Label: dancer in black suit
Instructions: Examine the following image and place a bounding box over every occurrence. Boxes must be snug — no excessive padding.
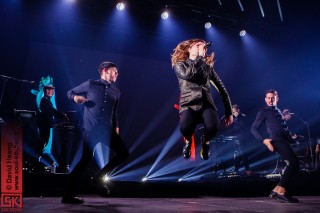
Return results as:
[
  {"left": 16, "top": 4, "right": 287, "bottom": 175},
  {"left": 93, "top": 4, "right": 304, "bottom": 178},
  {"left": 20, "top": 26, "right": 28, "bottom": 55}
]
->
[{"left": 251, "top": 89, "right": 299, "bottom": 203}]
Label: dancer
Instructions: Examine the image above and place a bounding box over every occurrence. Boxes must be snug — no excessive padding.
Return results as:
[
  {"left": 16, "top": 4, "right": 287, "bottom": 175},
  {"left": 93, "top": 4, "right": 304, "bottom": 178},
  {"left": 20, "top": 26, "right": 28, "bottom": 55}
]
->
[
  {"left": 61, "top": 61, "right": 129, "bottom": 204},
  {"left": 251, "top": 89, "right": 299, "bottom": 203}
]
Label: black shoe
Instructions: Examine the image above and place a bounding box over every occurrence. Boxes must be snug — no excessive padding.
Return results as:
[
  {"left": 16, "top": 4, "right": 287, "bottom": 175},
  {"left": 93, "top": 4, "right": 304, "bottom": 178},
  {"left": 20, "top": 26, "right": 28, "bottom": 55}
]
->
[
  {"left": 273, "top": 192, "right": 299, "bottom": 203},
  {"left": 269, "top": 190, "right": 276, "bottom": 198},
  {"left": 183, "top": 141, "right": 191, "bottom": 159},
  {"left": 200, "top": 142, "right": 210, "bottom": 160},
  {"left": 61, "top": 195, "right": 84, "bottom": 204}
]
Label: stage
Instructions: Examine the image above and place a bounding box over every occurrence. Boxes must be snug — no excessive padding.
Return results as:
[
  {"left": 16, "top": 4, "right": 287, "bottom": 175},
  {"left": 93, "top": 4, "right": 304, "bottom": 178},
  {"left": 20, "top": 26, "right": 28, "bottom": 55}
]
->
[
  {"left": 20, "top": 195, "right": 320, "bottom": 213},
  {"left": 23, "top": 170, "right": 320, "bottom": 197}
]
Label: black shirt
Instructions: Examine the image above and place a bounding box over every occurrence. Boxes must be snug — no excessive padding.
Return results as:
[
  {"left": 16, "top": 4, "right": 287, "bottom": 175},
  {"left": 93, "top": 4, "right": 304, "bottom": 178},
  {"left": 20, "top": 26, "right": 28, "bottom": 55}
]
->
[
  {"left": 251, "top": 106, "right": 294, "bottom": 143},
  {"left": 67, "top": 79, "right": 120, "bottom": 131}
]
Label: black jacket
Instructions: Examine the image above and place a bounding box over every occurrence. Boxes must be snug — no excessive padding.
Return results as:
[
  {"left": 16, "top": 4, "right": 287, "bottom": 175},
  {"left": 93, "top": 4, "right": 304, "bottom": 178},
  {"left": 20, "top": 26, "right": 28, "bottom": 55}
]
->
[
  {"left": 174, "top": 56, "right": 232, "bottom": 116},
  {"left": 251, "top": 106, "right": 295, "bottom": 143},
  {"left": 38, "top": 96, "right": 65, "bottom": 127}
]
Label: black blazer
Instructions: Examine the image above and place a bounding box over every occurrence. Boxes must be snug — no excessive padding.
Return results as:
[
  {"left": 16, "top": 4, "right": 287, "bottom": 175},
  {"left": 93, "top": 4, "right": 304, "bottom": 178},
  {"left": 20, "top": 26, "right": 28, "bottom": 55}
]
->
[
  {"left": 38, "top": 96, "right": 65, "bottom": 127},
  {"left": 174, "top": 56, "right": 232, "bottom": 116}
]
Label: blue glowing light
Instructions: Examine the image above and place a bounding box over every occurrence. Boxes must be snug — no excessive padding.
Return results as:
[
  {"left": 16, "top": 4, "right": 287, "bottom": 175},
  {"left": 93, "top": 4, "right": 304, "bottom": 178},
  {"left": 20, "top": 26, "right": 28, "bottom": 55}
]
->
[
  {"left": 240, "top": 30, "right": 246, "bottom": 37},
  {"left": 204, "top": 22, "right": 212, "bottom": 29},
  {"left": 116, "top": 3, "right": 125, "bottom": 11},
  {"left": 161, "top": 11, "right": 169, "bottom": 19}
]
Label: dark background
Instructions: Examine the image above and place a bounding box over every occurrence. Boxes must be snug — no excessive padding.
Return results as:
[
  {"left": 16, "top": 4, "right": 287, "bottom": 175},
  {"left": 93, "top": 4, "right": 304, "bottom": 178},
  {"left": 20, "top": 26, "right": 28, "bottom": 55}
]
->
[{"left": 1, "top": 0, "right": 319, "bottom": 177}]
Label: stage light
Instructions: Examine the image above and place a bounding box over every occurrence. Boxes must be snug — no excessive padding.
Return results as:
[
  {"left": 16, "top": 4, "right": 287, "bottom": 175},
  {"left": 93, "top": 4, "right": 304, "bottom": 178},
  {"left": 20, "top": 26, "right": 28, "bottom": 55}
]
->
[
  {"left": 204, "top": 22, "right": 212, "bottom": 29},
  {"left": 116, "top": 2, "right": 125, "bottom": 11},
  {"left": 239, "top": 30, "right": 246, "bottom": 37},
  {"left": 178, "top": 178, "right": 183, "bottom": 182},
  {"left": 103, "top": 175, "right": 111, "bottom": 182},
  {"left": 142, "top": 177, "right": 147, "bottom": 182},
  {"left": 65, "top": 0, "right": 76, "bottom": 3},
  {"left": 161, "top": 11, "right": 169, "bottom": 20}
]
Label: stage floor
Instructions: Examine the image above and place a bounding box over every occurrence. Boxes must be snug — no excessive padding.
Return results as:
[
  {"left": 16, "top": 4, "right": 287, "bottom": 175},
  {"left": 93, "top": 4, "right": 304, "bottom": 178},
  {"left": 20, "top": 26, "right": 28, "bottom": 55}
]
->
[
  {"left": 21, "top": 195, "right": 320, "bottom": 213},
  {"left": 22, "top": 170, "right": 320, "bottom": 198},
  {"left": 16, "top": 170, "right": 320, "bottom": 212}
]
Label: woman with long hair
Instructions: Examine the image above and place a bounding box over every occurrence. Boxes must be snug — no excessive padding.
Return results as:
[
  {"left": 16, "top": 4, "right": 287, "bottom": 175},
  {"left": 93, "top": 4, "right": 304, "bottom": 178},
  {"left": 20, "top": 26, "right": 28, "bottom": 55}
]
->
[{"left": 171, "top": 38, "right": 233, "bottom": 160}]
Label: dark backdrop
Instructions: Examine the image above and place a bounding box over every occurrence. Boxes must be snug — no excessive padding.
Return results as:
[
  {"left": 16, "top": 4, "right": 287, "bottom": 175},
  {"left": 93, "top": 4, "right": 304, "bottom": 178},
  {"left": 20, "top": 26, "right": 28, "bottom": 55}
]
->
[{"left": 1, "top": 0, "right": 319, "bottom": 175}]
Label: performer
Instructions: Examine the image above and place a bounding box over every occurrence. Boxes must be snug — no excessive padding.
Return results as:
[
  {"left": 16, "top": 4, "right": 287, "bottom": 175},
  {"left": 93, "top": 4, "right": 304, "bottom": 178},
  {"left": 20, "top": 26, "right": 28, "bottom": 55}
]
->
[
  {"left": 251, "top": 89, "right": 299, "bottom": 203},
  {"left": 282, "top": 109, "right": 294, "bottom": 122},
  {"left": 61, "top": 61, "right": 129, "bottom": 204},
  {"left": 31, "top": 76, "right": 67, "bottom": 165},
  {"left": 171, "top": 38, "right": 233, "bottom": 160},
  {"left": 223, "top": 104, "right": 250, "bottom": 173},
  {"left": 37, "top": 84, "right": 68, "bottom": 163},
  {"left": 282, "top": 109, "right": 304, "bottom": 141}
]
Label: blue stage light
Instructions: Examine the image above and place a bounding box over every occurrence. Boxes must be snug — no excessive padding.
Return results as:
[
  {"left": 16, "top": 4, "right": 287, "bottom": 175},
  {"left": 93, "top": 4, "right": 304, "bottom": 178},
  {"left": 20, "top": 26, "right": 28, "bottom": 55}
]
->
[
  {"left": 161, "top": 11, "right": 169, "bottom": 20},
  {"left": 116, "top": 2, "right": 125, "bottom": 11},
  {"left": 204, "top": 22, "right": 212, "bottom": 29},
  {"left": 239, "top": 30, "right": 246, "bottom": 37}
]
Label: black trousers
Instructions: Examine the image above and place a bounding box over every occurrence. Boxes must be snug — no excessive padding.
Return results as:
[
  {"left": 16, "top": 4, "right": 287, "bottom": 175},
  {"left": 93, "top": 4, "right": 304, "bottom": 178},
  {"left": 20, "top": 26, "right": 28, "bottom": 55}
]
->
[
  {"left": 65, "top": 126, "right": 129, "bottom": 196},
  {"left": 38, "top": 126, "right": 50, "bottom": 154},
  {"left": 179, "top": 107, "right": 220, "bottom": 142},
  {"left": 272, "top": 138, "right": 299, "bottom": 188},
  {"left": 233, "top": 138, "right": 250, "bottom": 171}
]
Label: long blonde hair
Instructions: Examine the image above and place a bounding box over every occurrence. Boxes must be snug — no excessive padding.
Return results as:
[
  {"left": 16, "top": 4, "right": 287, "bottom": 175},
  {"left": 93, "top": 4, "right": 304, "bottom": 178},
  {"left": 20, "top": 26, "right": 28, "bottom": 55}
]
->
[{"left": 171, "top": 38, "right": 215, "bottom": 67}]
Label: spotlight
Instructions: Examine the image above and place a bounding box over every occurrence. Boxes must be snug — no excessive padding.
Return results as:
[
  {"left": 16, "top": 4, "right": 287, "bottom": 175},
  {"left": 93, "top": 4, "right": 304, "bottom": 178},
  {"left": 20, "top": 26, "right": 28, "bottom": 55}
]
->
[
  {"left": 178, "top": 178, "right": 182, "bottom": 182},
  {"left": 116, "top": 2, "right": 125, "bottom": 11},
  {"left": 204, "top": 22, "right": 212, "bottom": 29},
  {"left": 239, "top": 30, "right": 246, "bottom": 37},
  {"left": 102, "top": 175, "right": 110, "bottom": 182},
  {"left": 142, "top": 177, "right": 147, "bottom": 182},
  {"left": 161, "top": 11, "right": 169, "bottom": 20}
]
